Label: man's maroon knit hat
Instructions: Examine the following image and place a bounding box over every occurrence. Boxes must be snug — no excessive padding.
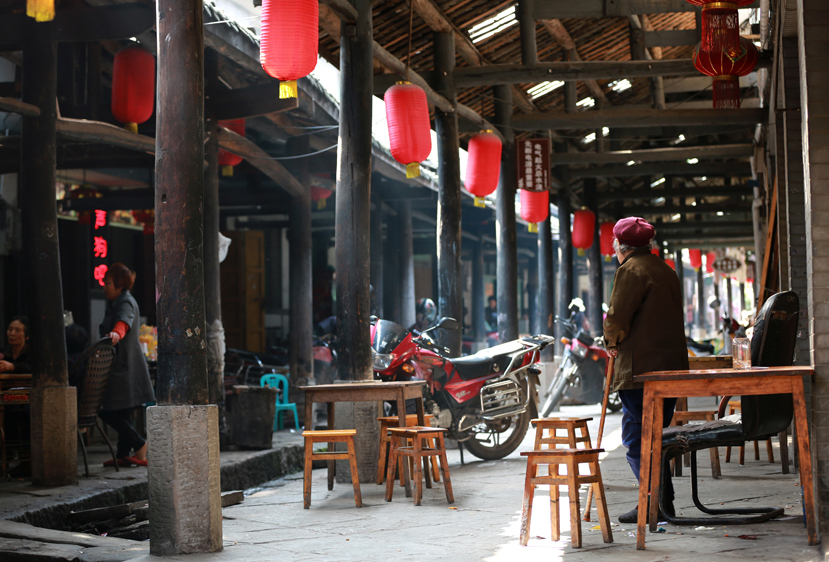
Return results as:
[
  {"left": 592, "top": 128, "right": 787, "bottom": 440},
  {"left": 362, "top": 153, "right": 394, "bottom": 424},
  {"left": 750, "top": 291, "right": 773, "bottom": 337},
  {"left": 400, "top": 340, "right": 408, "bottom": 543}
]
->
[{"left": 613, "top": 217, "right": 655, "bottom": 247}]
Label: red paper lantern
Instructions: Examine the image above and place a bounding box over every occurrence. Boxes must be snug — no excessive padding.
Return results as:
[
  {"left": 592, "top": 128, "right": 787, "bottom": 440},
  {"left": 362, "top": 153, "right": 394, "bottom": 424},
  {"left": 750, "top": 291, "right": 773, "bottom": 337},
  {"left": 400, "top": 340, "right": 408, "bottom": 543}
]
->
[
  {"left": 111, "top": 45, "right": 155, "bottom": 133},
  {"left": 519, "top": 189, "right": 549, "bottom": 224},
  {"left": 689, "top": 249, "right": 703, "bottom": 271},
  {"left": 465, "top": 130, "right": 502, "bottom": 207},
  {"left": 385, "top": 82, "right": 432, "bottom": 179},
  {"left": 572, "top": 209, "right": 595, "bottom": 255},
  {"left": 665, "top": 258, "right": 676, "bottom": 271},
  {"left": 259, "top": 0, "right": 318, "bottom": 99},
  {"left": 684, "top": 0, "right": 754, "bottom": 59},
  {"left": 651, "top": 247, "right": 660, "bottom": 256},
  {"left": 705, "top": 251, "right": 717, "bottom": 273},
  {"left": 217, "top": 119, "right": 245, "bottom": 176},
  {"left": 131, "top": 209, "right": 155, "bottom": 235},
  {"left": 311, "top": 186, "right": 333, "bottom": 210},
  {"left": 600, "top": 221, "right": 615, "bottom": 260},
  {"left": 693, "top": 36, "right": 758, "bottom": 109}
]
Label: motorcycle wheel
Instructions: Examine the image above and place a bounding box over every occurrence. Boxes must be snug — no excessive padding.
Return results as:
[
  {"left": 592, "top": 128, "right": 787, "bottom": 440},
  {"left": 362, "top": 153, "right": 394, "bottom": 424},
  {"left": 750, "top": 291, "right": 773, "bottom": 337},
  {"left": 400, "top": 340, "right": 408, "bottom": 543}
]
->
[
  {"left": 607, "top": 390, "right": 623, "bottom": 412},
  {"left": 463, "top": 379, "right": 531, "bottom": 461}
]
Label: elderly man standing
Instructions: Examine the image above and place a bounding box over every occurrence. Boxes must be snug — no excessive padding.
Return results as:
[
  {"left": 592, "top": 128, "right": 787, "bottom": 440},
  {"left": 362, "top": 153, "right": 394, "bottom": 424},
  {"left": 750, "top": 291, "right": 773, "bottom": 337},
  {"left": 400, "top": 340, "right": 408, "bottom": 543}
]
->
[{"left": 603, "top": 217, "right": 689, "bottom": 523}]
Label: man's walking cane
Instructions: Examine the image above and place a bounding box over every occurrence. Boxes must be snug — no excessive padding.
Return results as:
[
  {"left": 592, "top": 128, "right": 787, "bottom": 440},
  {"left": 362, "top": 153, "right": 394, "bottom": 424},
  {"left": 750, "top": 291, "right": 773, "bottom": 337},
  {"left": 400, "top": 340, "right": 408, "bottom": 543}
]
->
[{"left": 583, "top": 355, "right": 615, "bottom": 522}]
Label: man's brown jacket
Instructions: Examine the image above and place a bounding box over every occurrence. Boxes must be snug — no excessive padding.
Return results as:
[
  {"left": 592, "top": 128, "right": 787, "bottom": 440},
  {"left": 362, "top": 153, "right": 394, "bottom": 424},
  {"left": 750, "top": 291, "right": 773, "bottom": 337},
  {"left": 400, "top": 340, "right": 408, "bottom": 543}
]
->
[{"left": 603, "top": 248, "right": 689, "bottom": 392}]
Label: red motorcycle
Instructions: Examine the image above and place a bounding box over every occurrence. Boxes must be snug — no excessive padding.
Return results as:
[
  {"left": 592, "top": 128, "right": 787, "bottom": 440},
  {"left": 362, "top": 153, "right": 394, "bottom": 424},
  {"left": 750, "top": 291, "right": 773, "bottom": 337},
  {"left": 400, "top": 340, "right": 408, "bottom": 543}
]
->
[{"left": 371, "top": 316, "right": 555, "bottom": 460}]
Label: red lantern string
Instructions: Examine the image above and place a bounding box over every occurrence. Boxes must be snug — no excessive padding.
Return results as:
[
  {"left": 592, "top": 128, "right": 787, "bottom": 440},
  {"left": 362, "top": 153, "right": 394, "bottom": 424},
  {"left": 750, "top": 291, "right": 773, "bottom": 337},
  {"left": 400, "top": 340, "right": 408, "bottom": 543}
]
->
[
  {"left": 260, "top": 0, "right": 319, "bottom": 99},
  {"left": 572, "top": 209, "right": 595, "bottom": 256},
  {"left": 520, "top": 189, "right": 549, "bottom": 225},
  {"left": 599, "top": 221, "right": 615, "bottom": 261},
  {"left": 689, "top": 249, "right": 703, "bottom": 271},
  {"left": 112, "top": 46, "right": 155, "bottom": 133},
  {"left": 465, "top": 130, "right": 502, "bottom": 207},
  {"left": 385, "top": 82, "right": 432, "bottom": 179},
  {"left": 217, "top": 119, "right": 245, "bottom": 176},
  {"left": 693, "top": 37, "right": 758, "bottom": 109}
]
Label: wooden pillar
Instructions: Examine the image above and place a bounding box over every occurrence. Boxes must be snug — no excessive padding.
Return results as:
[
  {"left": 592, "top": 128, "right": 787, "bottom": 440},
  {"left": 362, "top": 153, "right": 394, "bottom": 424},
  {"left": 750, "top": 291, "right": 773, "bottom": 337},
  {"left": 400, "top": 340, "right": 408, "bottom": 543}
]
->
[
  {"left": 433, "top": 32, "right": 462, "bottom": 356},
  {"left": 472, "top": 239, "right": 486, "bottom": 342},
  {"left": 204, "top": 51, "right": 226, "bottom": 437},
  {"left": 335, "top": 0, "right": 373, "bottom": 382},
  {"left": 383, "top": 207, "right": 401, "bottom": 323},
  {"left": 517, "top": 0, "right": 537, "bottom": 66},
  {"left": 696, "top": 266, "right": 706, "bottom": 332},
  {"left": 675, "top": 248, "right": 685, "bottom": 325},
  {"left": 584, "top": 178, "right": 602, "bottom": 337},
  {"left": 289, "top": 136, "right": 314, "bottom": 390},
  {"left": 493, "top": 85, "right": 518, "bottom": 342},
  {"left": 527, "top": 252, "right": 539, "bottom": 333},
  {"left": 370, "top": 193, "right": 384, "bottom": 318},
  {"left": 555, "top": 144, "right": 572, "bottom": 352},
  {"left": 726, "top": 276, "right": 734, "bottom": 323},
  {"left": 538, "top": 213, "right": 556, "bottom": 359},
  {"left": 150, "top": 0, "right": 221, "bottom": 554},
  {"left": 398, "top": 200, "right": 416, "bottom": 330},
  {"left": 22, "top": 18, "right": 76, "bottom": 487}
]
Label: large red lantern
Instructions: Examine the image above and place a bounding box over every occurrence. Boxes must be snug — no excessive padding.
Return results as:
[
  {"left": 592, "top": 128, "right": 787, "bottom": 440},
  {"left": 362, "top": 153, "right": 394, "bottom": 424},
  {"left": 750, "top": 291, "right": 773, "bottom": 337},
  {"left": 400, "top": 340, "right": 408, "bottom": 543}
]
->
[
  {"left": 217, "top": 119, "right": 245, "bottom": 176},
  {"left": 27, "top": 0, "right": 54, "bottom": 21},
  {"left": 311, "top": 186, "right": 333, "bottom": 210},
  {"left": 520, "top": 189, "right": 549, "bottom": 225},
  {"left": 465, "top": 130, "right": 502, "bottom": 207},
  {"left": 385, "top": 82, "right": 432, "bottom": 179},
  {"left": 705, "top": 251, "right": 717, "bottom": 273},
  {"left": 572, "top": 209, "right": 595, "bottom": 256},
  {"left": 685, "top": 0, "right": 755, "bottom": 59},
  {"left": 693, "top": 36, "right": 758, "bottom": 109},
  {"left": 260, "top": 0, "right": 318, "bottom": 99},
  {"left": 599, "top": 221, "right": 615, "bottom": 261},
  {"left": 111, "top": 45, "right": 155, "bottom": 133},
  {"left": 688, "top": 249, "right": 703, "bottom": 270}
]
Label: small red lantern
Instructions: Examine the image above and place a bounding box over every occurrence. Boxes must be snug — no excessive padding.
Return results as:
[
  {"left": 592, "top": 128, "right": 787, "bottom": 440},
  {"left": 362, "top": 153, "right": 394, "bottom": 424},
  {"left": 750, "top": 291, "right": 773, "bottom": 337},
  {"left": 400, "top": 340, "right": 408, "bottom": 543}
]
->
[
  {"left": 465, "top": 130, "right": 502, "bottom": 207},
  {"left": 217, "top": 119, "right": 245, "bottom": 176},
  {"left": 27, "top": 0, "right": 54, "bottom": 21},
  {"left": 259, "top": 0, "right": 318, "bottom": 98},
  {"left": 572, "top": 209, "right": 595, "bottom": 256},
  {"left": 693, "top": 36, "right": 758, "bottom": 109},
  {"left": 685, "top": 0, "right": 754, "bottom": 59},
  {"left": 385, "top": 82, "right": 432, "bottom": 179},
  {"left": 689, "top": 249, "right": 703, "bottom": 271},
  {"left": 111, "top": 45, "right": 155, "bottom": 133},
  {"left": 69, "top": 186, "right": 102, "bottom": 225},
  {"left": 599, "top": 221, "right": 615, "bottom": 261},
  {"left": 665, "top": 258, "right": 676, "bottom": 271},
  {"left": 520, "top": 189, "right": 549, "bottom": 225},
  {"left": 705, "top": 251, "right": 717, "bottom": 273},
  {"left": 131, "top": 209, "right": 155, "bottom": 235},
  {"left": 311, "top": 186, "right": 333, "bottom": 210}
]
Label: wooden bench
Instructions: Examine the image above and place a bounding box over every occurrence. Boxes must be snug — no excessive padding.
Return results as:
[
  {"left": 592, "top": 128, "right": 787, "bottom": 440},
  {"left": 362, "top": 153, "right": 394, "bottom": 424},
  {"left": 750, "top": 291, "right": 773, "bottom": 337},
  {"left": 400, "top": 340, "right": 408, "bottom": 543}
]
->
[
  {"left": 385, "top": 426, "right": 453, "bottom": 506},
  {"left": 302, "top": 429, "right": 361, "bottom": 509}
]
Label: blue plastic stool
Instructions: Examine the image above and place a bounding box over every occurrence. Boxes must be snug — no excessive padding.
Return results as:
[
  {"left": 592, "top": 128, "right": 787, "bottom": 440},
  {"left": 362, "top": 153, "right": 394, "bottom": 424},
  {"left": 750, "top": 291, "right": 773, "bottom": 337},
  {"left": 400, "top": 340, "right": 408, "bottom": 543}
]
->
[{"left": 260, "top": 374, "right": 300, "bottom": 430}]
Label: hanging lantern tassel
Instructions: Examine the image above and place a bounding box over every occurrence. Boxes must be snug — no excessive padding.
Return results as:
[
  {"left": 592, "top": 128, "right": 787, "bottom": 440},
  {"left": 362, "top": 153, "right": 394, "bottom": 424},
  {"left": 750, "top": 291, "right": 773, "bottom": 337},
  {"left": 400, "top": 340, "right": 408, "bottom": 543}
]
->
[
  {"left": 474, "top": 197, "right": 486, "bottom": 208},
  {"left": 605, "top": 255, "right": 612, "bottom": 262},
  {"left": 713, "top": 75, "right": 741, "bottom": 109},
  {"left": 701, "top": 3, "right": 741, "bottom": 58},
  {"left": 528, "top": 223, "right": 538, "bottom": 233},
  {"left": 27, "top": 0, "right": 54, "bottom": 21},
  {"left": 577, "top": 248, "right": 586, "bottom": 257},
  {"left": 406, "top": 162, "right": 421, "bottom": 179},
  {"left": 222, "top": 166, "right": 234, "bottom": 177},
  {"left": 317, "top": 198, "right": 326, "bottom": 210},
  {"left": 280, "top": 80, "right": 298, "bottom": 99}
]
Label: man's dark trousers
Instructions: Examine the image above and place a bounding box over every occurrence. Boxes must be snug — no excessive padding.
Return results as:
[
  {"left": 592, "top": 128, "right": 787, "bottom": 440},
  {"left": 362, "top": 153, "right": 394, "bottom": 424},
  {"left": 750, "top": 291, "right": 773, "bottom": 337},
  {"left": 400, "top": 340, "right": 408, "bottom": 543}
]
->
[{"left": 619, "top": 388, "right": 677, "bottom": 502}]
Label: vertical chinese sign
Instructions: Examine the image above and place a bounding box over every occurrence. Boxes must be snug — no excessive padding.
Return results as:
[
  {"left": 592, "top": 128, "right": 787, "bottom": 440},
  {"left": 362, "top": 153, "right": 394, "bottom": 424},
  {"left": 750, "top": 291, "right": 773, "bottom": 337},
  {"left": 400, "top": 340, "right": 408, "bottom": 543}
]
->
[
  {"left": 92, "top": 209, "right": 109, "bottom": 287},
  {"left": 515, "top": 138, "right": 550, "bottom": 192}
]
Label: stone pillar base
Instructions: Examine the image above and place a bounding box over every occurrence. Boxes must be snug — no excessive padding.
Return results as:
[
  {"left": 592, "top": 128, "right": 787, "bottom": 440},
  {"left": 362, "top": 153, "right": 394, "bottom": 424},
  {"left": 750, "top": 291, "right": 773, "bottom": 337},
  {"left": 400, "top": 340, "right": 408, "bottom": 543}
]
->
[
  {"left": 334, "top": 400, "right": 380, "bottom": 484},
  {"left": 148, "top": 405, "right": 222, "bottom": 556},
  {"left": 31, "top": 385, "right": 77, "bottom": 487}
]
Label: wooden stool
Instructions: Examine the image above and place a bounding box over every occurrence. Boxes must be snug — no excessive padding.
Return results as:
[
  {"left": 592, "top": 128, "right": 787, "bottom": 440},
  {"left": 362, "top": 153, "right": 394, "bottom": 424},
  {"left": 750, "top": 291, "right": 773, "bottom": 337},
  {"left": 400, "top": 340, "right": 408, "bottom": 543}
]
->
[
  {"left": 724, "top": 400, "right": 775, "bottom": 465},
  {"left": 385, "top": 427, "right": 454, "bottom": 506},
  {"left": 520, "top": 449, "right": 612, "bottom": 549},
  {"left": 302, "top": 430, "right": 362, "bottom": 509},
  {"left": 531, "top": 417, "right": 593, "bottom": 450},
  {"left": 376, "top": 414, "right": 439, "bottom": 485},
  {"left": 670, "top": 410, "right": 721, "bottom": 478}
]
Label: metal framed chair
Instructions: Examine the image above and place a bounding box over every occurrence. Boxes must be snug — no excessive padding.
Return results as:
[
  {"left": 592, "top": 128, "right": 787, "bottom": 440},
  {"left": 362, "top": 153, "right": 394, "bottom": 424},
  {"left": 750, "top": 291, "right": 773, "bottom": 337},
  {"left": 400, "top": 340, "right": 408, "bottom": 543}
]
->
[
  {"left": 71, "top": 337, "right": 118, "bottom": 477},
  {"left": 658, "top": 291, "right": 800, "bottom": 525},
  {"left": 260, "top": 374, "right": 299, "bottom": 430}
]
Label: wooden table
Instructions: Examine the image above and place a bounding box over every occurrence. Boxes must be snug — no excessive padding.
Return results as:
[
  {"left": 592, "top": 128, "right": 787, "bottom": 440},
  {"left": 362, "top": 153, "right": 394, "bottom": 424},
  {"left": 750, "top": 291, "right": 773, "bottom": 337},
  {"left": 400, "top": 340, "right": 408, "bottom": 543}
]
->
[
  {"left": 634, "top": 365, "right": 816, "bottom": 550},
  {"left": 300, "top": 380, "right": 428, "bottom": 497}
]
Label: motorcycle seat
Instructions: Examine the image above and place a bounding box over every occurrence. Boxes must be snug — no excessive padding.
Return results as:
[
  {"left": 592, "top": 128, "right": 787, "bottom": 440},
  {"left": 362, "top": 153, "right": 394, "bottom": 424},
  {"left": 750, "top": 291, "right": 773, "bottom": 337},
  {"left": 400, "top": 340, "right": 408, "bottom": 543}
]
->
[{"left": 451, "top": 340, "right": 527, "bottom": 381}]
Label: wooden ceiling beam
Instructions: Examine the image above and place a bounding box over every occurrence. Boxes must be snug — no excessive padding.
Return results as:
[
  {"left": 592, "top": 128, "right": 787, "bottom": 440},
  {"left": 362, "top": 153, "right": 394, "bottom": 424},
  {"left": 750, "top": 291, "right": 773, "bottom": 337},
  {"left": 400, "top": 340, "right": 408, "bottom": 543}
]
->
[
  {"left": 532, "top": 0, "right": 757, "bottom": 19},
  {"left": 540, "top": 20, "right": 610, "bottom": 106},
  {"left": 0, "top": 96, "right": 39, "bottom": 117},
  {"left": 550, "top": 143, "right": 754, "bottom": 164},
  {"left": 511, "top": 107, "right": 765, "bottom": 130},
  {"left": 216, "top": 126, "right": 304, "bottom": 197},
  {"left": 599, "top": 187, "right": 752, "bottom": 201},
  {"left": 206, "top": 83, "right": 298, "bottom": 121},
  {"left": 571, "top": 161, "right": 753, "bottom": 177}
]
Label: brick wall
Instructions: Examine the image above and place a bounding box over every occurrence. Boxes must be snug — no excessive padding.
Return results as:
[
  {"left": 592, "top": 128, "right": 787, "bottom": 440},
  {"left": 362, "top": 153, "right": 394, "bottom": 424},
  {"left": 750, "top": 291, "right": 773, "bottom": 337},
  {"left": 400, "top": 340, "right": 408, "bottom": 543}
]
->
[{"left": 797, "top": 0, "right": 829, "bottom": 530}]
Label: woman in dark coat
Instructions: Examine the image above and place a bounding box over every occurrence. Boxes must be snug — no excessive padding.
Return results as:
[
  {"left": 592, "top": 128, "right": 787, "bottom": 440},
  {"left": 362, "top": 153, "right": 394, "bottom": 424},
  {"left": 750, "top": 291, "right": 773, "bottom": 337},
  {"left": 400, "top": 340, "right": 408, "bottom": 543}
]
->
[
  {"left": 99, "top": 263, "right": 155, "bottom": 467},
  {"left": 0, "top": 316, "right": 31, "bottom": 374}
]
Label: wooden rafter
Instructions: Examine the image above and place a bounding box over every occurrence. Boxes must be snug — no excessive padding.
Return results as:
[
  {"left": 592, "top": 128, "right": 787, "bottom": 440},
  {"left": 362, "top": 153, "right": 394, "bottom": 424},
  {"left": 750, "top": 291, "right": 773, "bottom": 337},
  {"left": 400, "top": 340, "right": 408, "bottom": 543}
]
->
[{"left": 540, "top": 19, "right": 610, "bottom": 106}]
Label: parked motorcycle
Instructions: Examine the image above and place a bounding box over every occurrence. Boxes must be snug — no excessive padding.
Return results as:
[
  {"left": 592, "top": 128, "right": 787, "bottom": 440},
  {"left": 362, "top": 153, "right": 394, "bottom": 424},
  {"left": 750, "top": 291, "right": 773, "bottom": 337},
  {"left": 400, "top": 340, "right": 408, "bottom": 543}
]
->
[
  {"left": 371, "top": 316, "right": 555, "bottom": 460},
  {"left": 541, "top": 312, "right": 622, "bottom": 417}
]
